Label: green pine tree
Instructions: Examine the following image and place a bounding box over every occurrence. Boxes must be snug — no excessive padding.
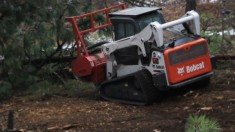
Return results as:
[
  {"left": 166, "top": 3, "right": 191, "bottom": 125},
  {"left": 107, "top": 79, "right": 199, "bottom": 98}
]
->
[{"left": 0, "top": 0, "right": 80, "bottom": 97}]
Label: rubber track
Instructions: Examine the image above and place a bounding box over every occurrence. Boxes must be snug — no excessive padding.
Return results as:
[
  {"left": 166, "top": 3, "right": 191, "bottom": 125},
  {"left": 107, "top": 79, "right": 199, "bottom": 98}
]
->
[
  {"left": 99, "top": 70, "right": 158, "bottom": 105},
  {"left": 134, "top": 70, "right": 158, "bottom": 104}
]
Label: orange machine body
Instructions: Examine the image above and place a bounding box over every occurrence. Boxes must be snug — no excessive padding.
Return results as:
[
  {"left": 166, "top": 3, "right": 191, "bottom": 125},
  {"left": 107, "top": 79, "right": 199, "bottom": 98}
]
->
[{"left": 164, "top": 38, "right": 212, "bottom": 84}]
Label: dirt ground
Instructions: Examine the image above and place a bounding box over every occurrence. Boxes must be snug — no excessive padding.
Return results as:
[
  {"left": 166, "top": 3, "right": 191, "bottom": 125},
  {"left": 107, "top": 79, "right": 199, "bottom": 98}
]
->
[{"left": 0, "top": 68, "right": 235, "bottom": 132}]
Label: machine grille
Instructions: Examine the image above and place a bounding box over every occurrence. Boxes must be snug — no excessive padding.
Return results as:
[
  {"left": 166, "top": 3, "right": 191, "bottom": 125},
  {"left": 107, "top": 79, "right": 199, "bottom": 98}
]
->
[{"left": 168, "top": 42, "right": 208, "bottom": 65}]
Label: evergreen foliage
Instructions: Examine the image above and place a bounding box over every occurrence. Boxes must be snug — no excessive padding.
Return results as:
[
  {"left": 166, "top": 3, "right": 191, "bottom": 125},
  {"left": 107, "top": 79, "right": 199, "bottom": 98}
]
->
[
  {"left": 0, "top": 0, "right": 108, "bottom": 99},
  {"left": 185, "top": 114, "right": 221, "bottom": 132},
  {"left": 0, "top": 1, "right": 74, "bottom": 83}
]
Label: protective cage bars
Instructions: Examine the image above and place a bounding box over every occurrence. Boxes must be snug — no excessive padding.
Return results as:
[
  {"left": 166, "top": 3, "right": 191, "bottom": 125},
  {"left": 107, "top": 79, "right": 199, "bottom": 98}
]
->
[{"left": 66, "top": 3, "right": 126, "bottom": 57}]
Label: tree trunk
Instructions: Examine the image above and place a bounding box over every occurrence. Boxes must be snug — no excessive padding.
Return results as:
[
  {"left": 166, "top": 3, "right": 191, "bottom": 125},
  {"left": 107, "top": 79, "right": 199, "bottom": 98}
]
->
[
  {"left": 103, "top": 0, "right": 108, "bottom": 8},
  {"left": 185, "top": 0, "right": 196, "bottom": 12}
]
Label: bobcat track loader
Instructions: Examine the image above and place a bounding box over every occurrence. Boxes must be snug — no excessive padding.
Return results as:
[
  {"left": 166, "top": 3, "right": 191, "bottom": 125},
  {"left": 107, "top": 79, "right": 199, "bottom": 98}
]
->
[{"left": 66, "top": 3, "right": 216, "bottom": 105}]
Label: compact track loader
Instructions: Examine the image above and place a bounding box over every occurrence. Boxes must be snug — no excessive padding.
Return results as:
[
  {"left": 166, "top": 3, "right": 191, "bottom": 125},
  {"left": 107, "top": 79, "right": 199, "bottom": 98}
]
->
[{"left": 66, "top": 3, "right": 216, "bottom": 105}]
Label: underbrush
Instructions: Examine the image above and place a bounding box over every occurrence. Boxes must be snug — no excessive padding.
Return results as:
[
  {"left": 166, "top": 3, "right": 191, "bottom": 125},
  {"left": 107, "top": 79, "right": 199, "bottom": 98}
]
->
[
  {"left": 0, "top": 64, "right": 98, "bottom": 101},
  {"left": 25, "top": 79, "right": 98, "bottom": 100},
  {"left": 0, "top": 81, "right": 12, "bottom": 100}
]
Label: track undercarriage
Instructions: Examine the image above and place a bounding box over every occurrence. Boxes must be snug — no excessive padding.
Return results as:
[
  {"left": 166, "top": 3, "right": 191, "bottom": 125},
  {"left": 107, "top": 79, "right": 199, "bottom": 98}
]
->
[{"left": 99, "top": 70, "right": 161, "bottom": 105}]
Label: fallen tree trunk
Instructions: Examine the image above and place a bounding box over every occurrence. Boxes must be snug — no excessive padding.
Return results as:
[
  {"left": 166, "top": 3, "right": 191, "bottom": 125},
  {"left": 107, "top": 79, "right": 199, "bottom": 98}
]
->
[
  {"left": 215, "top": 55, "right": 235, "bottom": 60},
  {"left": 23, "top": 56, "right": 76, "bottom": 65}
]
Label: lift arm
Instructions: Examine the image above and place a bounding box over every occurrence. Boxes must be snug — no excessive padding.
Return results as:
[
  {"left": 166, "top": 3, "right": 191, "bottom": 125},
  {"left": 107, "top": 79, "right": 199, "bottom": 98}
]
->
[{"left": 102, "top": 10, "right": 200, "bottom": 56}]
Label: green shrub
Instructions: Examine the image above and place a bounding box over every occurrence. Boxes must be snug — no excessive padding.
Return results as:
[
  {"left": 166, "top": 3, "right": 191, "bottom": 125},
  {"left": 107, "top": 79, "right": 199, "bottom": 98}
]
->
[
  {"left": 201, "top": 31, "right": 222, "bottom": 55},
  {"left": 185, "top": 114, "right": 221, "bottom": 132},
  {"left": 0, "top": 81, "right": 13, "bottom": 100},
  {"left": 207, "top": 34, "right": 222, "bottom": 55}
]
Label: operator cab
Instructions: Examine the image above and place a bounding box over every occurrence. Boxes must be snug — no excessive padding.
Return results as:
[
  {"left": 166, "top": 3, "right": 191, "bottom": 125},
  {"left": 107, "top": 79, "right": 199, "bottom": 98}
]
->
[
  {"left": 109, "top": 7, "right": 165, "bottom": 40},
  {"left": 108, "top": 7, "right": 165, "bottom": 65}
]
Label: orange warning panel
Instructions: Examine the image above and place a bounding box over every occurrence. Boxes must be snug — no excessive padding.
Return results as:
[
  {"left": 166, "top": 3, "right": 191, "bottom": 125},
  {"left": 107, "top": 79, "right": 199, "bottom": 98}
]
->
[{"left": 164, "top": 38, "right": 212, "bottom": 84}]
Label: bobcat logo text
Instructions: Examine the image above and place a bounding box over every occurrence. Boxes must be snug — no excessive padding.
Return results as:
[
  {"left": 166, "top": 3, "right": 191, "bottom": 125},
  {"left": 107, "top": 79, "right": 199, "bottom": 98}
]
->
[{"left": 177, "top": 61, "right": 205, "bottom": 76}]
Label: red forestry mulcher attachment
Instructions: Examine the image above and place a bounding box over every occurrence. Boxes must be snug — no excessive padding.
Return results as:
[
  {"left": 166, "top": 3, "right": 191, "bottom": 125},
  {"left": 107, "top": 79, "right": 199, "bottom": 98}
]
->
[{"left": 66, "top": 3, "right": 126, "bottom": 84}]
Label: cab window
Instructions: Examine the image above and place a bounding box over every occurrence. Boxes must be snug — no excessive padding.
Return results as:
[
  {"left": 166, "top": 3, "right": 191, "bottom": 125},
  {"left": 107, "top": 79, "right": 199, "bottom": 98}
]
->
[
  {"left": 137, "top": 12, "right": 165, "bottom": 30},
  {"left": 115, "top": 23, "right": 135, "bottom": 40}
]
